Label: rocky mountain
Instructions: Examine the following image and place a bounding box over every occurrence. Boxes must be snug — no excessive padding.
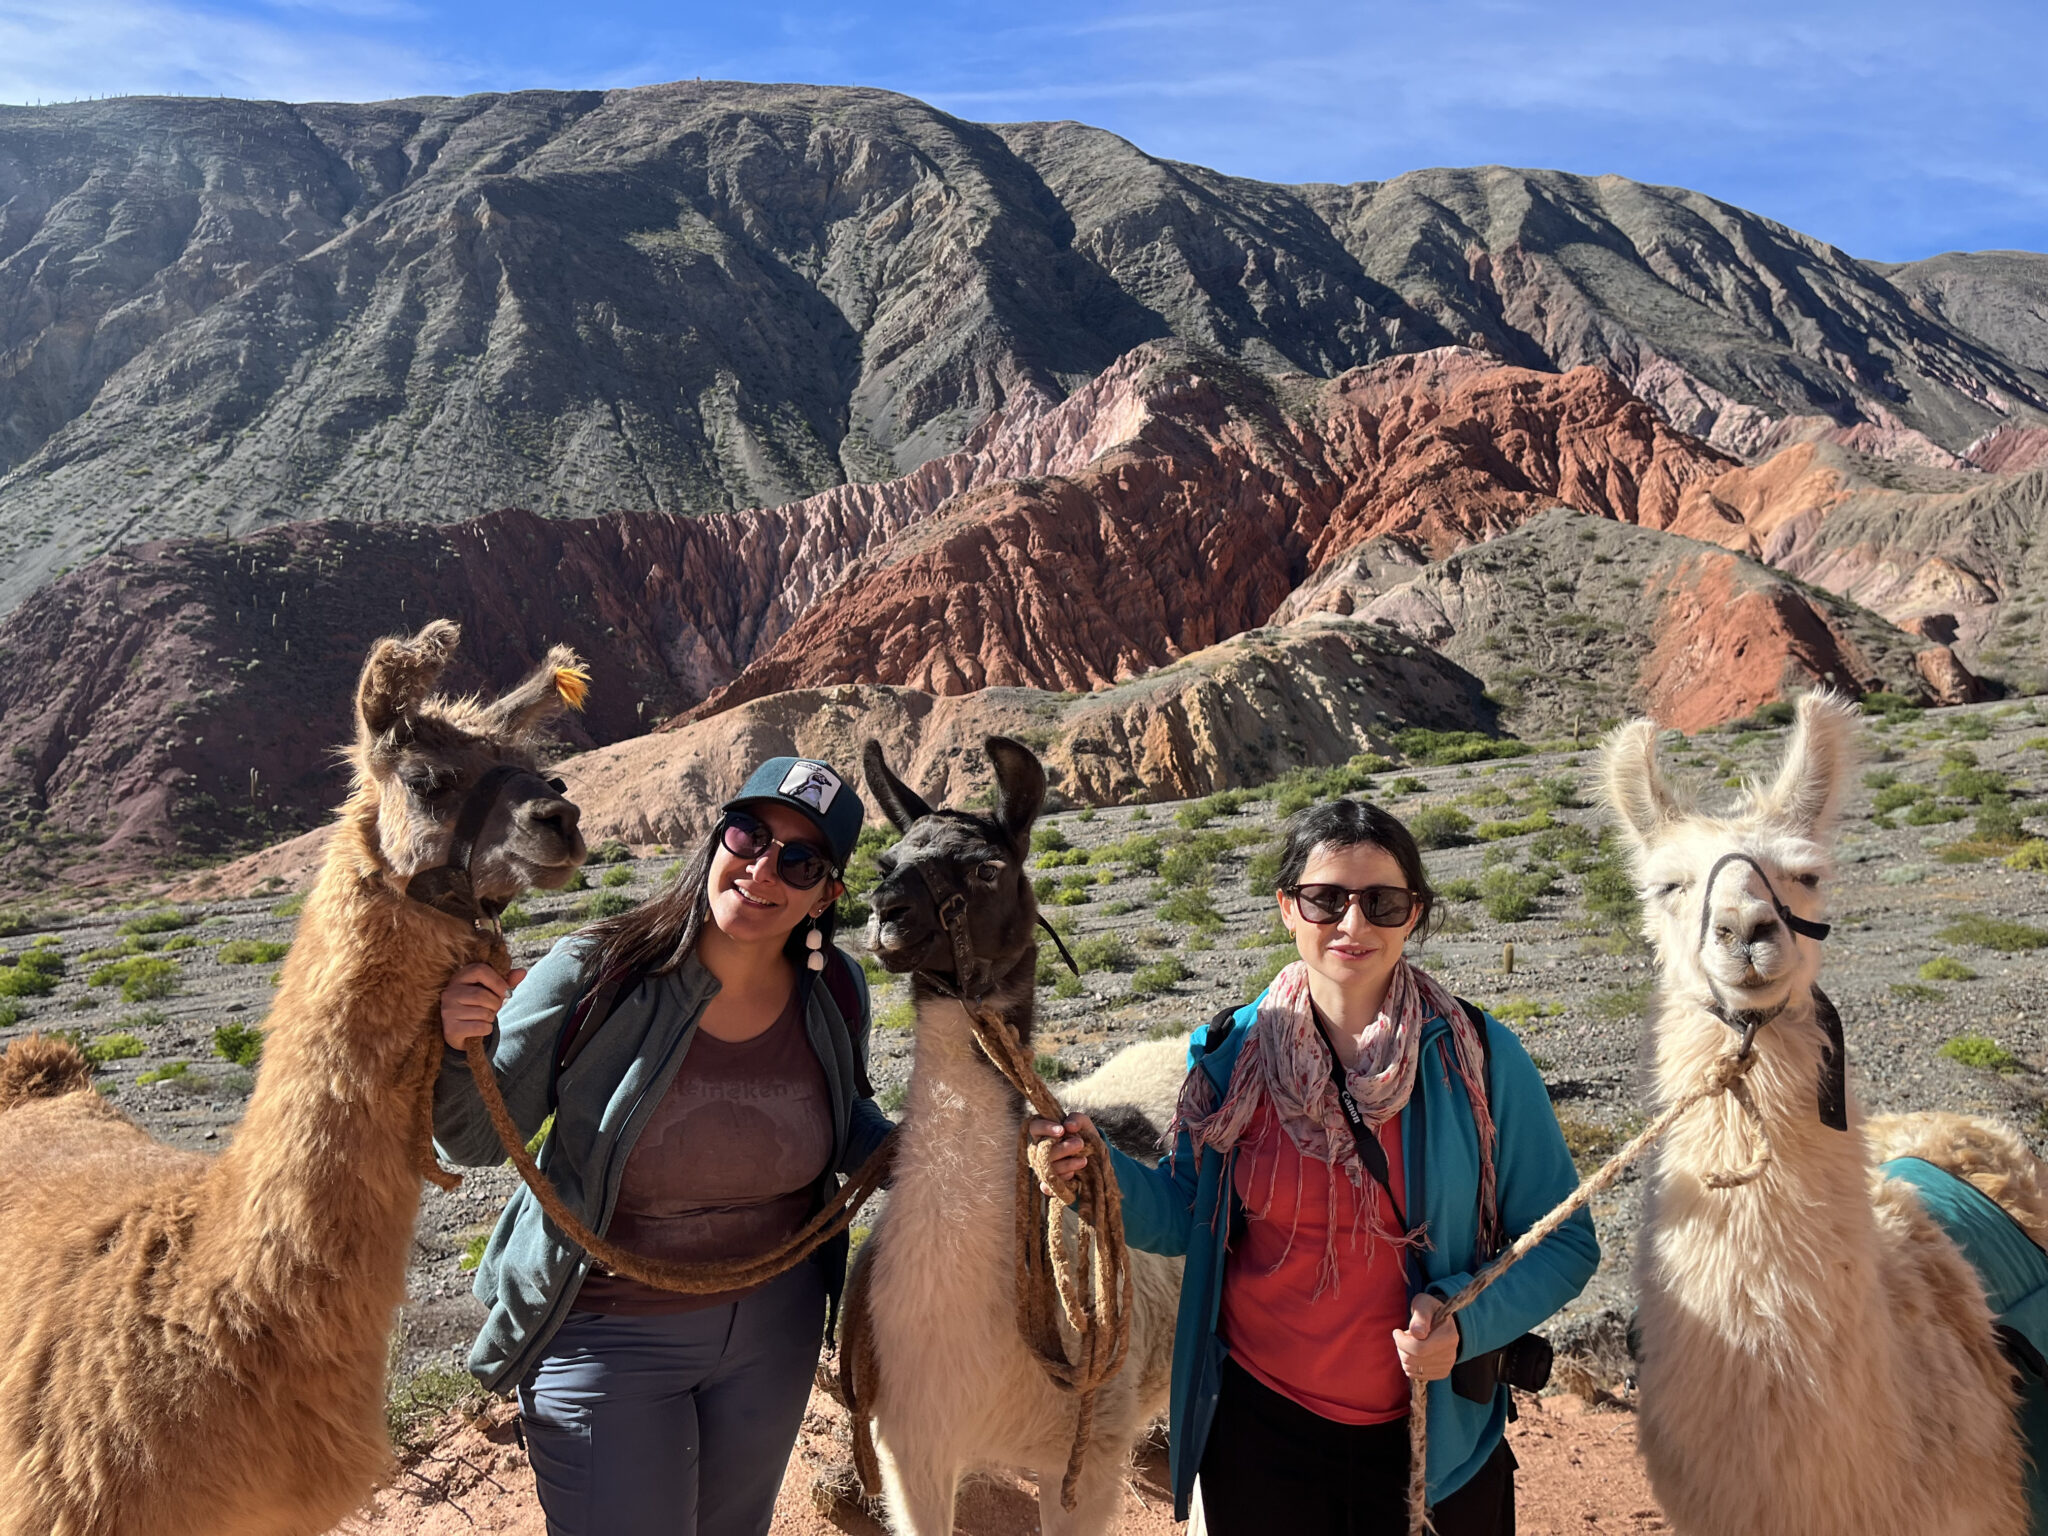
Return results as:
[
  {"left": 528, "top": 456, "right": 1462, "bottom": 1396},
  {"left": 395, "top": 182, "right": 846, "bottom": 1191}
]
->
[
  {"left": 6, "top": 83, "right": 2048, "bottom": 614},
  {"left": 6, "top": 332, "right": 2009, "bottom": 889},
  {"left": 1309, "top": 509, "right": 1980, "bottom": 734}
]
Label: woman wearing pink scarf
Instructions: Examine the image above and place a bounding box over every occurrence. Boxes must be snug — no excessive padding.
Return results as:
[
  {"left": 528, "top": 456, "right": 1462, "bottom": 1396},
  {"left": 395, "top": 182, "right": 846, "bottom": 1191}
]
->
[{"left": 1034, "top": 799, "right": 1597, "bottom": 1534}]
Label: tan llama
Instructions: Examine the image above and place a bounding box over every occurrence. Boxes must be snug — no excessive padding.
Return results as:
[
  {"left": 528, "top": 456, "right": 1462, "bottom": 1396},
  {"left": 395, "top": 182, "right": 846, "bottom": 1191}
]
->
[
  {"left": 0, "top": 621, "right": 587, "bottom": 1536},
  {"left": 1605, "top": 692, "right": 2047, "bottom": 1536}
]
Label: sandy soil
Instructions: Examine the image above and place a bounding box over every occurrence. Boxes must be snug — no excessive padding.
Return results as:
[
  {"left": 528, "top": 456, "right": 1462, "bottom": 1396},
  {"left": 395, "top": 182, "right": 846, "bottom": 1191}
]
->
[{"left": 342, "top": 1388, "right": 1658, "bottom": 1536}]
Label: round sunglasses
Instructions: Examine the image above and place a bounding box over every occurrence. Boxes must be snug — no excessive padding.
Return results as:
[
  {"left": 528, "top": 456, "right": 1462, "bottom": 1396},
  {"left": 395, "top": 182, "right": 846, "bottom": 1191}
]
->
[
  {"left": 1283, "top": 883, "right": 1420, "bottom": 928},
  {"left": 718, "top": 810, "right": 835, "bottom": 891}
]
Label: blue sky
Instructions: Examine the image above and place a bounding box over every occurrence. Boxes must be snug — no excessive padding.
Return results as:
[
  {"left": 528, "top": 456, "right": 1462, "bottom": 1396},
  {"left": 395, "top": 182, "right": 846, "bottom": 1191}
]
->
[{"left": 2, "top": 0, "right": 2043, "bottom": 262}]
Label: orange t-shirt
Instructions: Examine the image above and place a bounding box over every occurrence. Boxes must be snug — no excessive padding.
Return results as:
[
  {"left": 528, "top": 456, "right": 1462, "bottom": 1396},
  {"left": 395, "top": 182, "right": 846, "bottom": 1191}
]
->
[{"left": 1218, "top": 1100, "right": 1413, "bottom": 1424}]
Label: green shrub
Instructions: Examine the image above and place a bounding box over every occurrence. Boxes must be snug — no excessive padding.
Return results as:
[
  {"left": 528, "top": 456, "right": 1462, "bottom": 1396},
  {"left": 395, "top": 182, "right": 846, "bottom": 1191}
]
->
[
  {"left": 1102, "top": 899, "right": 1139, "bottom": 915},
  {"left": 1175, "top": 801, "right": 1218, "bottom": 831},
  {"left": 1437, "top": 877, "right": 1480, "bottom": 902},
  {"left": 385, "top": 1360, "right": 489, "bottom": 1453},
  {"left": 136, "top": 1059, "right": 192, "bottom": 1086},
  {"left": 2006, "top": 840, "right": 2048, "bottom": 872},
  {"left": 1071, "top": 934, "right": 1135, "bottom": 972},
  {"left": 1033, "top": 1052, "right": 1070, "bottom": 1082},
  {"left": 1861, "top": 690, "right": 1922, "bottom": 716},
  {"left": 1919, "top": 956, "right": 1978, "bottom": 981},
  {"left": 218, "top": 939, "right": 290, "bottom": 965},
  {"left": 1076, "top": 807, "right": 1096, "bottom": 823},
  {"left": 1050, "top": 882, "right": 1093, "bottom": 907},
  {"left": 1871, "top": 782, "right": 1931, "bottom": 816},
  {"left": 1387, "top": 775, "right": 1427, "bottom": 795},
  {"left": 1890, "top": 982, "right": 1943, "bottom": 1002},
  {"left": 1092, "top": 833, "right": 1163, "bottom": 873},
  {"left": 561, "top": 866, "right": 590, "bottom": 892},
  {"left": 213, "top": 1021, "right": 265, "bottom": 1067},
  {"left": 577, "top": 891, "right": 640, "bottom": 920},
  {"left": 1975, "top": 799, "right": 2028, "bottom": 845},
  {"left": 83, "top": 1031, "right": 146, "bottom": 1065},
  {"left": 601, "top": 865, "right": 636, "bottom": 888},
  {"left": 161, "top": 934, "right": 199, "bottom": 952},
  {"left": 88, "top": 956, "right": 180, "bottom": 1001},
  {"left": 1937, "top": 913, "right": 2048, "bottom": 952},
  {"left": 272, "top": 893, "right": 305, "bottom": 917},
  {"left": 1491, "top": 996, "right": 1565, "bottom": 1027},
  {"left": 1274, "top": 782, "right": 1318, "bottom": 817},
  {"left": 1052, "top": 972, "right": 1086, "bottom": 999},
  {"left": 1588, "top": 981, "right": 1655, "bottom": 1022},
  {"left": 1393, "top": 729, "right": 1533, "bottom": 766},
  {"left": 1408, "top": 807, "right": 1474, "bottom": 850},
  {"left": 1529, "top": 823, "right": 1596, "bottom": 869},
  {"left": 1480, "top": 864, "right": 1554, "bottom": 923},
  {"left": 1157, "top": 888, "right": 1223, "bottom": 930},
  {"left": 1129, "top": 957, "right": 1190, "bottom": 997},
  {"left": 498, "top": 902, "right": 536, "bottom": 931},
  {"left": 1940, "top": 1034, "right": 2021, "bottom": 1073},
  {"left": 458, "top": 1230, "right": 491, "bottom": 1273},
  {"left": 1475, "top": 810, "right": 1556, "bottom": 841},
  {"left": 0, "top": 947, "right": 64, "bottom": 998},
  {"left": 1033, "top": 824, "right": 1071, "bottom": 854},
  {"left": 1159, "top": 845, "right": 1212, "bottom": 887},
  {"left": 876, "top": 999, "right": 917, "bottom": 1031},
  {"left": 0, "top": 1001, "right": 20, "bottom": 1028},
  {"left": 1244, "top": 845, "right": 1283, "bottom": 894},
  {"left": 1863, "top": 769, "right": 1900, "bottom": 790},
  {"left": 589, "top": 839, "right": 632, "bottom": 865},
  {"left": 119, "top": 908, "right": 189, "bottom": 936}
]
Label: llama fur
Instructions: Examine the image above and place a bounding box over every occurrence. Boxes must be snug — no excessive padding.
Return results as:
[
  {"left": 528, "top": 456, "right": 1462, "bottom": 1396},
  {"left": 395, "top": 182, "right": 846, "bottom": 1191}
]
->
[
  {"left": 0, "top": 622, "right": 585, "bottom": 1536},
  {"left": 857, "top": 736, "right": 1183, "bottom": 1536},
  {"left": 1607, "top": 692, "right": 2037, "bottom": 1536}
]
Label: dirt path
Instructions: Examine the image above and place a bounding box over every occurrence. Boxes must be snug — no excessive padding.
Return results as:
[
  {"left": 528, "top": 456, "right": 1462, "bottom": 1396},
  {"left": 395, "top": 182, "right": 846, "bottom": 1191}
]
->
[{"left": 342, "top": 1389, "right": 1658, "bottom": 1535}]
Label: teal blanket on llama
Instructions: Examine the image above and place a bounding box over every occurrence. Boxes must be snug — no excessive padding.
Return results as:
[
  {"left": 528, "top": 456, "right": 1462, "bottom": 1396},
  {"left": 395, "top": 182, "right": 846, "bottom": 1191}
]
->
[{"left": 1884, "top": 1155, "right": 2048, "bottom": 1533}]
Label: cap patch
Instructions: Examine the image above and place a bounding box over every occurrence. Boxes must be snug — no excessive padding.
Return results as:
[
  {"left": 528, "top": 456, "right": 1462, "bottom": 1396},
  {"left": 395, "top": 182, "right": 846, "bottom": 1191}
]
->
[{"left": 779, "top": 760, "right": 843, "bottom": 814}]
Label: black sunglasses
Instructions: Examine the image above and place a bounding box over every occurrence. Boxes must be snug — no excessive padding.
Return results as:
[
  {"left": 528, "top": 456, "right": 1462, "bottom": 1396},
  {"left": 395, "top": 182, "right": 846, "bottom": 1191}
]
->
[
  {"left": 1284, "top": 883, "right": 1420, "bottom": 928},
  {"left": 719, "top": 810, "right": 835, "bottom": 891}
]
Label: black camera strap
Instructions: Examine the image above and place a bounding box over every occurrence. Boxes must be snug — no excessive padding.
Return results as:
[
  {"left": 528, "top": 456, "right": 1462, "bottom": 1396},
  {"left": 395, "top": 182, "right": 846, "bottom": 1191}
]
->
[{"left": 1312, "top": 1008, "right": 1410, "bottom": 1235}]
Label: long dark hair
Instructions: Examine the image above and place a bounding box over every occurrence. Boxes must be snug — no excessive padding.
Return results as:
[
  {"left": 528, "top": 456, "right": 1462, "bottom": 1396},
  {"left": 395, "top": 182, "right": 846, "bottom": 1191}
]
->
[
  {"left": 579, "top": 816, "right": 841, "bottom": 983},
  {"left": 1275, "top": 798, "right": 1440, "bottom": 944}
]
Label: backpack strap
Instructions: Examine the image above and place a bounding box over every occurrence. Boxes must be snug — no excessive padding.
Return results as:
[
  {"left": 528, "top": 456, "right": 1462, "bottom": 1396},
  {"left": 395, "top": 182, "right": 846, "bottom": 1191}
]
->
[
  {"left": 818, "top": 948, "right": 876, "bottom": 1101},
  {"left": 1195, "top": 1004, "right": 1241, "bottom": 1060}
]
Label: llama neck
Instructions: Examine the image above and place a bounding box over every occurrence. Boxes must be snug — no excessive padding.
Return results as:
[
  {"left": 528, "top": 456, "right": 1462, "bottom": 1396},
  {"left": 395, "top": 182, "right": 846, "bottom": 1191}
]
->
[
  {"left": 200, "top": 808, "right": 475, "bottom": 1330},
  {"left": 1646, "top": 993, "right": 1878, "bottom": 1344},
  {"left": 889, "top": 993, "right": 1029, "bottom": 1260}
]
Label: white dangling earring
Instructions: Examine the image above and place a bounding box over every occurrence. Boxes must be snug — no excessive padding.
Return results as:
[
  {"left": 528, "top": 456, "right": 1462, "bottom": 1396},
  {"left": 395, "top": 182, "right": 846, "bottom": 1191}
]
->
[{"left": 806, "top": 918, "right": 826, "bottom": 971}]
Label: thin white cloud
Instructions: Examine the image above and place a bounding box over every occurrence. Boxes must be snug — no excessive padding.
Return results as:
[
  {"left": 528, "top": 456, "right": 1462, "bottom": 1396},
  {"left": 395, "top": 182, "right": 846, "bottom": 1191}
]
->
[{"left": 0, "top": 0, "right": 463, "bottom": 103}]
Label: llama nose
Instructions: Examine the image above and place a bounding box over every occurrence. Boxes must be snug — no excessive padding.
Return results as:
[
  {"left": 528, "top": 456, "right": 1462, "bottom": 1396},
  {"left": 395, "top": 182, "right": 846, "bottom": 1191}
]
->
[{"left": 519, "top": 797, "right": 582, "bottom": 841}]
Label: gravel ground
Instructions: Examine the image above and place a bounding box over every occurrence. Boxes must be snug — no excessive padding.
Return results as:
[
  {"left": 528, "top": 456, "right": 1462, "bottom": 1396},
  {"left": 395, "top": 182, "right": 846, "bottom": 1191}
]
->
[{"left": 4, "top": 698, "right": 2046, "bottom": 1383}]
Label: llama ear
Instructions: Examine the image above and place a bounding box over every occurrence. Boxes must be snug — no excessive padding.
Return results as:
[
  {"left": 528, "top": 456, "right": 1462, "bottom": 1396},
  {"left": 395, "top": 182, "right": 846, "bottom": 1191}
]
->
[
  {"left": 1755, "top": 691, "right": 1859, "bottom": 838},
  {"left": 1601, "top": 718, "right": 1685, "bottom": 849},
  {"left": 863, "top": 738, "right": 933, "bottom": 833},
  {"left": 985, "top": 736, "right": 1046, "bottom": 853},
  {"left": 486, "top": 645, "right": 589, "bottom": 738},
  {"left": 358, "top": 620, "right": 460, "bottom": 741}
]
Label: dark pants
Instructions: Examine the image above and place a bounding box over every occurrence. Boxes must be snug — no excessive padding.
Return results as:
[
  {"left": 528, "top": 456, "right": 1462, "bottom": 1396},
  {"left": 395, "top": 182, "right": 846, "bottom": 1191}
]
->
[
  {"left": 1198, "top": 1357, "right": 1516, "bottom": 1536},
  {"left": 516, "top": 1263, "right": 826, "bottom": 1536}
]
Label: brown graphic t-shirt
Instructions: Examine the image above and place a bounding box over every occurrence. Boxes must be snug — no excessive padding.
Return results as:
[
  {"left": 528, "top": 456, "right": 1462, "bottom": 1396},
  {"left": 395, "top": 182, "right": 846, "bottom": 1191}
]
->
[{"left": 574, "top": 987, "right": 832, "bottom": 1314}]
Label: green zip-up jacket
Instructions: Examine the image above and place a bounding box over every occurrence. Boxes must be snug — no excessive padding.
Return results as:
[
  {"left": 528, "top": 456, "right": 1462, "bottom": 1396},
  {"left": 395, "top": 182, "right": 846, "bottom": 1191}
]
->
[
  {"left": 431, "top": 937, "right": 894, "bottom": 1392},
  {"left": 1110, "top": 992, "right": 1599, "bottom": 1517}
]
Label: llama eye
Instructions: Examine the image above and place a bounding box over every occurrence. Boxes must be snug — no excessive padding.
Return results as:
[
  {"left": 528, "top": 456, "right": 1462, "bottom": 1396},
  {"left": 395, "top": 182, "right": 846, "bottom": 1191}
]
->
[
  {"left": 1652, "top": 882, "right": 1682, "bottom": 899},
  {"left": 1791, "top": 872, "right": 1820, "bottom": 888},
  {"left": 975, "top": 861, "right": 1005, "bottom": 885}
]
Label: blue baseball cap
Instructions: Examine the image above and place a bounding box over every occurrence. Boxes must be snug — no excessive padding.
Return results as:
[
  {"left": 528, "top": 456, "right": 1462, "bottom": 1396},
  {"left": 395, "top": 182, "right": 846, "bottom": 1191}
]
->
[{"left": 722, "top": 756, "right": 864, "bottom": 868}]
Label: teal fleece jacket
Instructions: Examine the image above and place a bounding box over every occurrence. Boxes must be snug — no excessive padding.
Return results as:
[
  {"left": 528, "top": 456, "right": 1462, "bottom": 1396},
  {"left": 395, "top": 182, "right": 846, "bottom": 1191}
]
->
[
  {"left": 431, "top": 937, "right": 894, "bottom": 1392},
  {"left": 1109, "top": 992, "right": 1599, "bottom": 1517}
]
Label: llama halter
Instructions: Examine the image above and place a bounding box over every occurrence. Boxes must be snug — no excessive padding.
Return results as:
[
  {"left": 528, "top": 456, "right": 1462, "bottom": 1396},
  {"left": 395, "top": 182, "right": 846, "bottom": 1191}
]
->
[
  {"left": 404, "top": 762, "right": 568, "bottom": 932},
  {"left": 1693, "top": 850, "right": 1847, "bottom": 1133}
]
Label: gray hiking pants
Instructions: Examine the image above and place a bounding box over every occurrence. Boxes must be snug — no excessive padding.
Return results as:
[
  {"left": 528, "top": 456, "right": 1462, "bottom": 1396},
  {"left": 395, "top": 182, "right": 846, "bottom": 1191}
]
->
[{"left": 515, "top": 1263, "right": 826, "bottom": 1536}]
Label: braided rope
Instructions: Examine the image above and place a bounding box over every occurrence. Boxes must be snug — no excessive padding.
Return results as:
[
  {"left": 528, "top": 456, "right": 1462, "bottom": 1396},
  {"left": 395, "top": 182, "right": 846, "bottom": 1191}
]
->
[
  {"left": 838, "top": 986, "right": 1134, "bottom": 1514},
  {"left": 1404, "top": 1042, "right": 1771, "bottom": 1535}
]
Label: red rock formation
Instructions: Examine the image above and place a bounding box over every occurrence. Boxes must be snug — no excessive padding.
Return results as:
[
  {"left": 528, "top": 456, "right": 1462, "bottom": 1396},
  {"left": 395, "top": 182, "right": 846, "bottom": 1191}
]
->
[{"left": 691, "top": 348, "right": 1740, "bottom": 716}]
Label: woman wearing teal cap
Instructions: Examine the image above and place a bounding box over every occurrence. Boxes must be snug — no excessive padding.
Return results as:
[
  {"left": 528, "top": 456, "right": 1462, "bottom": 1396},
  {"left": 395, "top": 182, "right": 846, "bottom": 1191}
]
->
[{"left": 431, "top": 755, "right": 890, "bottom": 1536}]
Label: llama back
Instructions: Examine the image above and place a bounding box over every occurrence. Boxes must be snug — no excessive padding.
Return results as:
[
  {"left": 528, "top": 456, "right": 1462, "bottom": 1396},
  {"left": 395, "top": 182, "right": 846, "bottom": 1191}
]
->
[
  {"left": 1063, "top": 1037, "right": 1188, "bottom": 1154},
  {"left": 1869, "top": 1111, "right": 2048, "bottom": 1250}
]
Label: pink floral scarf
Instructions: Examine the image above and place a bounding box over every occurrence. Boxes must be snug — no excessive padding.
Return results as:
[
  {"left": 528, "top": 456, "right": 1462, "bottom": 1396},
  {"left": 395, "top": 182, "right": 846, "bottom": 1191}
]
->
[{"left": 1170, "top": 958, "right": 1500, "bottom": 1295}]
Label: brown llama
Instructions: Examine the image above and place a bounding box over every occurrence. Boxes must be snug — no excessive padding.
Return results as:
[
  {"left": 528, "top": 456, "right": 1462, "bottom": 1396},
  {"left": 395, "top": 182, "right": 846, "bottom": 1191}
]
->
[
  {"left": 0, "top": 621, "right": 587, "bottom": 1536},
  {"left": 1605, "top": 692, "right": 2048, "bottom": 1536}
]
